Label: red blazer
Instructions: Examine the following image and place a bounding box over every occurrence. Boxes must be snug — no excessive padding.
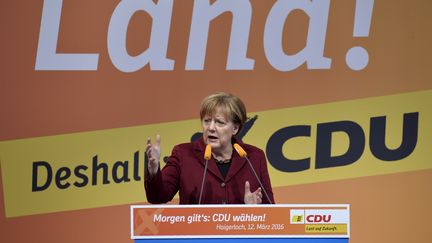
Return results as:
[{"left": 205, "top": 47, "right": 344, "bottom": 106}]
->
[{"left": 145, "top": 138, "right": 274, "bottom": 204}]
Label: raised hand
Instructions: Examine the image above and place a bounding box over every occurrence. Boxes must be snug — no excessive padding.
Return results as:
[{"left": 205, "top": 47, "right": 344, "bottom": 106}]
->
[
  {"left": 244, "top": 181, "right": 263, "bottom": 204},
  {"left": 146, "top": 135, "right": 161, "bottom": 176}
]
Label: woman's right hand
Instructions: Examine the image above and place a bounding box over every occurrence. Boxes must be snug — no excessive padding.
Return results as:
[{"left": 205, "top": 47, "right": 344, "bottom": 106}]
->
[{"left": 146, "top": 135, "right": 161, "bottom": 176}]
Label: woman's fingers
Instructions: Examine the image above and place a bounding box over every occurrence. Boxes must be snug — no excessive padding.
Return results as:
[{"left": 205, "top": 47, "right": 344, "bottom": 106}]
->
[
  {"left": 155, "top": 134, "right": 161, "bottom": 147},
  {"left": 244, "top": 181, "right": 251, "bottom": 194},
  {"left": 146, "top": 135, "right": 161, "bottom": 176},
  {"left": 244, "top": 182, "right": 264, "bottom": 204}
]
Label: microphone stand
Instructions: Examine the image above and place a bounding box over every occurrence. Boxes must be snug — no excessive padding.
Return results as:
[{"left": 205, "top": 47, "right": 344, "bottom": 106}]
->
[{"left": 198, "top": 158, "right": 209, "bottom": 204}]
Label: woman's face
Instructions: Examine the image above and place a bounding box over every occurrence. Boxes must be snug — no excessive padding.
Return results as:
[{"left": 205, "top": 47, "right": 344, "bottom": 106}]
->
[{"left": 202, "top": 109, "right": 239, "bottom": 153}]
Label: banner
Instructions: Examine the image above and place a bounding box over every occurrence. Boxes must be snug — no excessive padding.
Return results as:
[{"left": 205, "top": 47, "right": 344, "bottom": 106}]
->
[
  {"left": 1, "top": 90, "right": 430, "bottom": 217},
  {"left": 131, "top": 204, "right": 350, "bottom": 238}
]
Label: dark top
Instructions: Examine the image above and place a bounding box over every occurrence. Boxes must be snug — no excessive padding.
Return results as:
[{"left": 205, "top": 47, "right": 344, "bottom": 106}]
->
[{"left": 215, "top": 159, "right": 232, "bottom": 179}]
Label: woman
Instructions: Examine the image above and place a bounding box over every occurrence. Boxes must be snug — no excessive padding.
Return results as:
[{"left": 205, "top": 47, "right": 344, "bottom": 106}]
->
[{"left": 145, "top": 92, "right": 274, "bottom": 204}]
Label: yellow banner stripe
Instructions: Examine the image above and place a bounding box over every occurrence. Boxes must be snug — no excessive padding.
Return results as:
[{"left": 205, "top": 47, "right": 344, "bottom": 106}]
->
[{"left": 1, "top": 89, "right": 431, "bottom": 217}]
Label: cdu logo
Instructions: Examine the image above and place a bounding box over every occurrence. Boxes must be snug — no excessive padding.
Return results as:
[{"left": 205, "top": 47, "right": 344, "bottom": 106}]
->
[
  {"left": 292, "top": 215, "right": 303, "bottom": 223},
  {"left": 290, "top": 209, "right": 305, "bottom": 224}
]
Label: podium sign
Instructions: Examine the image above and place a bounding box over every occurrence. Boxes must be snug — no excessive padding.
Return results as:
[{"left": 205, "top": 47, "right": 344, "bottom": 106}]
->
[{"left": 131, "top": 204, "right": 349, "bottom": 242}]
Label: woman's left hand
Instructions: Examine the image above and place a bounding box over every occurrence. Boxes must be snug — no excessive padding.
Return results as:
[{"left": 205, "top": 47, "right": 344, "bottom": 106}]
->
[{"left": 244, "top": 181, "right": 263, "bottom": 204}]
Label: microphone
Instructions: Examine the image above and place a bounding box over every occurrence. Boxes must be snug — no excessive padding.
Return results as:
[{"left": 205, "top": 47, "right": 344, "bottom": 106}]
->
[
  {"left": 198, "top": 144, "right": 212, "bottom": 204},
  {"left": 204, "top": 144, "right": 212, "bottom": 161},
  {"left": 233, "top": 143, "right": 273, "bottom": 204}
]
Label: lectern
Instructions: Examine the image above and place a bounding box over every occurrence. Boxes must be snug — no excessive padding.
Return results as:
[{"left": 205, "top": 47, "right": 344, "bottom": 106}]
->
[{"left": 131, "top": 204, "right": 349, "bottom": 243}]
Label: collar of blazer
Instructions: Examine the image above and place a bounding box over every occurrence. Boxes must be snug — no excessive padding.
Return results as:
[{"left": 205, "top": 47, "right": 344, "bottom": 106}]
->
[{"left": 193, "top": 137, "right": 248, "bottom": 182}]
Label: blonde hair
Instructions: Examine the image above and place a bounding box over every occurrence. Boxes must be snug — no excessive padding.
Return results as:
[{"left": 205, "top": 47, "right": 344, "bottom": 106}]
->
[{"left": 200, "top": 92, "right": 247, "bottom": 132}]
